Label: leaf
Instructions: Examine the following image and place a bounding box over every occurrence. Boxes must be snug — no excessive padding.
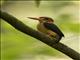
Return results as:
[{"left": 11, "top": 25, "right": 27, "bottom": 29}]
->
[{"left": 35, "top": 0, "right": 41, "bottom": 8}]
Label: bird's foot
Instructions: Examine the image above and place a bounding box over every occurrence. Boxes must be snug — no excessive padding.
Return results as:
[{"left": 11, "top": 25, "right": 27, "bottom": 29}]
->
[{"left": 55, "top": 39, "right": 60, "bottom": 43}]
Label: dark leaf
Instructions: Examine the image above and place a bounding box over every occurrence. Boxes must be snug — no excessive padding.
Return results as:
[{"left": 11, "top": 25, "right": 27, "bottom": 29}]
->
[{"left": 35, "top": 0, "right": 41, "bottom": 8}]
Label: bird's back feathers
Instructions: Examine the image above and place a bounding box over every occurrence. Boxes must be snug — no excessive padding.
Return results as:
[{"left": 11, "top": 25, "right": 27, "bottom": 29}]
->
[{"left": 43, "top": 22, "right": 64, "bottom": 37}]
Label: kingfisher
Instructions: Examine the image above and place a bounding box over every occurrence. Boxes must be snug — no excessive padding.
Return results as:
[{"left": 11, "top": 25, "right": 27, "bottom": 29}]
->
[{"left": 28, "top": 17, "right": 64, "bottom": 43}]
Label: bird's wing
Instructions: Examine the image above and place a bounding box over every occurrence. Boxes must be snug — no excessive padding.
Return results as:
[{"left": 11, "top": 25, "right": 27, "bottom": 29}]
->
[{"left": 43, "top": 22, "right": 64, "bottom": 37}]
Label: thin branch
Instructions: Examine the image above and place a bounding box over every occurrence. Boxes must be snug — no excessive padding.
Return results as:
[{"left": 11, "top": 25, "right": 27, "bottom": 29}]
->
[{"left": 0, "top": 11, "right": 80, "bottom": 60}]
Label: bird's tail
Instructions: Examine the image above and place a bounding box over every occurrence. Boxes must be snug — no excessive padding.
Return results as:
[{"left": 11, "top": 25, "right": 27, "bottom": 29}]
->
[{"left": 56, "top": 36, "right": 62, "bottom": 43}]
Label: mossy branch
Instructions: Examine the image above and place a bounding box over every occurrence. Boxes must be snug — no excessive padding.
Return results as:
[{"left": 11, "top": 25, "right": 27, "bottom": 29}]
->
[{"left": 0, "top": 11, "right": 80, "bottom": 60}]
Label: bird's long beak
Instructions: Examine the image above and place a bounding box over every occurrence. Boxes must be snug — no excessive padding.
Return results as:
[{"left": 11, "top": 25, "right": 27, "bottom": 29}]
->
[{"left": 27, "top": 17, "right": 40, "bottom": 21}]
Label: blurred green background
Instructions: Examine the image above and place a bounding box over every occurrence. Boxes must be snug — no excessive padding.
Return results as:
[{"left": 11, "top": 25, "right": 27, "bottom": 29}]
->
[{"left": 1, "top": 0, "right": 80, "bottom": 60}]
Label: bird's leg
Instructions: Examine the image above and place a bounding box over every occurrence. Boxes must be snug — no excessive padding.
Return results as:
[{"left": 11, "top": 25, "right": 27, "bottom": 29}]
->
[
  {"left": 47, "top": 31, "right": 56, "bottom": 38},
  {"left": 47, "top": 32, "right": 60, "bottom": 43},
  {"left": 47, "top": 32, "right": 56, "bottom": 40}
]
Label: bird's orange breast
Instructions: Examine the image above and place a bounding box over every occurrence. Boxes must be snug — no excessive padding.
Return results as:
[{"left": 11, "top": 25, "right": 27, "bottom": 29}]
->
[{"left": 37, "top": 23, "right": 49, "bottom": 34}]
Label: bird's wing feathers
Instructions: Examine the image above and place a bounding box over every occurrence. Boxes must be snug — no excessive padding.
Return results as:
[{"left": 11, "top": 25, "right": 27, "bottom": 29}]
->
[{"left": 43, "top": 22, "right": 64, "bottom": 37}]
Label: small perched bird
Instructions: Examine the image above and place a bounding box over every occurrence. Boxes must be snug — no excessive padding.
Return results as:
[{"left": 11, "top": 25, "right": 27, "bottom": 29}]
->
[{"left": 28, "top": 17, "right": 64, "bottom": 43}]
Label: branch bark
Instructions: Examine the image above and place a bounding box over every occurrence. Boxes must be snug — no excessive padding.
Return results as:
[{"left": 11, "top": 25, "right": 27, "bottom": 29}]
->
[{"left": 0, "top": 11, "right": 80, "bottom": 60}]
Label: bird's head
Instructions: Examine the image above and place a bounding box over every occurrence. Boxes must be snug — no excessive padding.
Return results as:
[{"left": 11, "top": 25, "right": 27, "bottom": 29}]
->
[{"left": 28, "top": 17, "right": 54, "bottom": 23}]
